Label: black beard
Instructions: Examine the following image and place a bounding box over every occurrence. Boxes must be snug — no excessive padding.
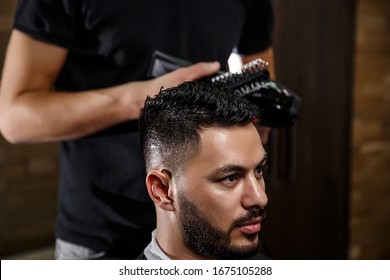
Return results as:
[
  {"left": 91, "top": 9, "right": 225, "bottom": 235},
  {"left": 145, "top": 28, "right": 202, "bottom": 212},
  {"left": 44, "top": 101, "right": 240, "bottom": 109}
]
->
[{"left": 178, "top": 191, "right": 265, "bottom": 259}]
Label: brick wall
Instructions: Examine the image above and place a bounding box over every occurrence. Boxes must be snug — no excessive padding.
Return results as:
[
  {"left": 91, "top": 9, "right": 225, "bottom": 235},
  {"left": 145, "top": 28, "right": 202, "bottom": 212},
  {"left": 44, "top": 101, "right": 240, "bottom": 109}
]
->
[
  {"left": 0, "top": 139, "right": 59, "bottom": 256},
  {"left": 0, "top": 0, "right": 16, "bottom": 71},
  {"left": 349, "top": 0, "right": 390, "bottom": 259}
]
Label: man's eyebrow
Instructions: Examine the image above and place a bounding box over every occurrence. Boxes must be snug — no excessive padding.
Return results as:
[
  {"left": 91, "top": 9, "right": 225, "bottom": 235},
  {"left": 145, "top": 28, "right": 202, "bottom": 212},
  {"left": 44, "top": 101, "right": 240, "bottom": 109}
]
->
[
  {"left": 208, "top": 152, "right": 268, "bottom": 178},
  {"left": 209, "top": 165, "right": 247, "bottom": 177}
]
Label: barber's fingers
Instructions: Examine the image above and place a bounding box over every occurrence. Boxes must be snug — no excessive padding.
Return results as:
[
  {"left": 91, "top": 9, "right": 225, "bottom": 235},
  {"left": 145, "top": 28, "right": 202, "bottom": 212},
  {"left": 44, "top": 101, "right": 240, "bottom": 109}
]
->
[
  {"left": 181, "top": 61, "right": 221, "bottom": 80},
  {"left": 148, "top": 61, "right": 220, "bottom": 94},
  {"left": 167, "top": 61, "right": 221, "bottom": 82}
]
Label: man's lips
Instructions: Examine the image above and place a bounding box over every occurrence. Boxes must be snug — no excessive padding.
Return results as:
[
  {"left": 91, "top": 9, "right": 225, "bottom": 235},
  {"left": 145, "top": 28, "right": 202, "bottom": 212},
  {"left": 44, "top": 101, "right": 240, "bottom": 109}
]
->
[{"left": 237, "top": 217, "right": 262, "bottom": 235}]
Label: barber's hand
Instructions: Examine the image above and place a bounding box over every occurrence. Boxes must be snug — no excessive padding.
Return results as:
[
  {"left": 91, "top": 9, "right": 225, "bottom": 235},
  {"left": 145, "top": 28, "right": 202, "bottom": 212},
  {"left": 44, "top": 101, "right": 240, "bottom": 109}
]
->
[
  {"left": 118, "top": 61, "right": 221, "bottom": 121},
  {"left": 140, "top": 61, "right": 221, "bottom": 96}
]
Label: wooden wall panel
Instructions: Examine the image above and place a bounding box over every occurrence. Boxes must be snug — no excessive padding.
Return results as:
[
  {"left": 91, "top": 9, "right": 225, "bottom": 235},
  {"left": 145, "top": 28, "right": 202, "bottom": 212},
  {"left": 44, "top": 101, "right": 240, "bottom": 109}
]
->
[{"left": 263, "top": 0, "right": 356, "bottom": 259}]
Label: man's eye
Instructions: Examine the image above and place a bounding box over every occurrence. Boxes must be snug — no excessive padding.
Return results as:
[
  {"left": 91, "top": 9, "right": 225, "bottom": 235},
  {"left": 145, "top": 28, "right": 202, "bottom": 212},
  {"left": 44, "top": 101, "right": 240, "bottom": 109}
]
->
[
  {"left": 223, "top": 174, "right": 238, "bottom": 183},
  {"left": 255, "top": 165, "right": 267, "bottom": 178}
]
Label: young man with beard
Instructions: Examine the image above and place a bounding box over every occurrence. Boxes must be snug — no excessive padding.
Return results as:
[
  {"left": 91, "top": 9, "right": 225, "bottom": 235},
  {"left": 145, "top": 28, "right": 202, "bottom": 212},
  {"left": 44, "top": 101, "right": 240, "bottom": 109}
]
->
[
  {"left": 138, "top": 81, "right": 268, "bottom": 260},
  {"left": 0, "top": 0, "right": 274, "bottom": 259}
]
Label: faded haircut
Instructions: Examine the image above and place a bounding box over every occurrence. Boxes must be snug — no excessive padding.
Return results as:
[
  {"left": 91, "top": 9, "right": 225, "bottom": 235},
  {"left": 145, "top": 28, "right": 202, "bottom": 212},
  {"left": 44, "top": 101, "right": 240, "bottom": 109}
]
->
[{"left": 139, "top": 81, "right": 261, "bottom": 174}]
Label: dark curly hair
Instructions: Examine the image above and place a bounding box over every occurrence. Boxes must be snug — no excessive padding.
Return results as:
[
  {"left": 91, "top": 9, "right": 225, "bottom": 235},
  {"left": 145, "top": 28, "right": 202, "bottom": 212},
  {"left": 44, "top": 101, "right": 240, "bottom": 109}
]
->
[{"left": 139, "top": 81, "right": 261, "bottom": 174}]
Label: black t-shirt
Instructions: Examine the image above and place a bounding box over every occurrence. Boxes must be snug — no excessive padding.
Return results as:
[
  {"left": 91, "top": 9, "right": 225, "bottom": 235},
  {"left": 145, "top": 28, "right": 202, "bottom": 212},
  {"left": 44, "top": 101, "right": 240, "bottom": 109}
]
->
[{"left": 14, "top": 0, "right": 274, "bottom": 258}]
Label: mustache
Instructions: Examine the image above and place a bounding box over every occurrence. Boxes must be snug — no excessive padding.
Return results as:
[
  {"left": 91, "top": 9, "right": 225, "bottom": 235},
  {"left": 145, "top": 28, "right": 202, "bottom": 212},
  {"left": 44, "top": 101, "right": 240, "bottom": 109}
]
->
[{"left": 232, "top": 208, "right": 267, "bottom": 228}]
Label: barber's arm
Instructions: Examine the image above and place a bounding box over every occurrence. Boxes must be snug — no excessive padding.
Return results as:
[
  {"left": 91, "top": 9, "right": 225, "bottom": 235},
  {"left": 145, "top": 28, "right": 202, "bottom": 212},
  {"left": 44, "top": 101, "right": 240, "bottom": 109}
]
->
[{"left": 0, "top": 30, "right": 220, "bottom": 144}]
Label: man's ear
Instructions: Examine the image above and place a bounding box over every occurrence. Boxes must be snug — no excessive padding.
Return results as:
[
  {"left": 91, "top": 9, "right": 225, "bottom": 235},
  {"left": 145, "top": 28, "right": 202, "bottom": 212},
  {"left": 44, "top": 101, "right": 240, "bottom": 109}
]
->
[{"left": 146, "top": 170, "right": 175, "bottom": 211}]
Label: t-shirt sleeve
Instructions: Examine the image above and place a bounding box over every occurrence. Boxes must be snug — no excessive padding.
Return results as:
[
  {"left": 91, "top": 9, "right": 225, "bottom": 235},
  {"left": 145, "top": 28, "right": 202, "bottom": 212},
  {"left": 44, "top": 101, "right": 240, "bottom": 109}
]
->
[
  {"left": 13, "top": 0, "right": 76, "bottom": 48},
  {"left": 236, "top": 0, "right": 274, "bottom": 55}
]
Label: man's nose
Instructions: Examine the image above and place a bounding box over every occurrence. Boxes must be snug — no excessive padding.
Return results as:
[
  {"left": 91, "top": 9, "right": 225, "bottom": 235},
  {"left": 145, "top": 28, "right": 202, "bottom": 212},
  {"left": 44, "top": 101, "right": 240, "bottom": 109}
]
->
[{"left": 241, "top": 177, "right": 268, "bottom": 209}]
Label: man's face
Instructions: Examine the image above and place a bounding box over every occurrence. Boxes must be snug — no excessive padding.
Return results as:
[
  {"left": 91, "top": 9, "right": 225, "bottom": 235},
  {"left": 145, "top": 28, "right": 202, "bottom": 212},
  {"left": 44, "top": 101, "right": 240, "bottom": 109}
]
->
[{"left": 174, "top": 124, "right": 268, "bottom": 259}]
